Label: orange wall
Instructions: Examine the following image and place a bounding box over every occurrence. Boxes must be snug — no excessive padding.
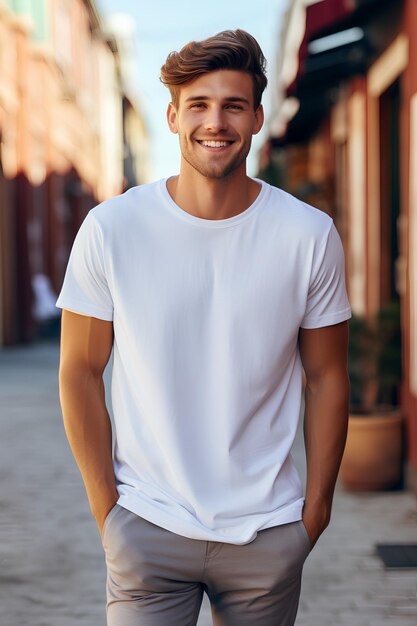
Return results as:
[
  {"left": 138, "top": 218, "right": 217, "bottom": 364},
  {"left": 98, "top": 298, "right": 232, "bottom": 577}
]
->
[{"left": 403, "top": 0, "right": 417, "bottom": 475}]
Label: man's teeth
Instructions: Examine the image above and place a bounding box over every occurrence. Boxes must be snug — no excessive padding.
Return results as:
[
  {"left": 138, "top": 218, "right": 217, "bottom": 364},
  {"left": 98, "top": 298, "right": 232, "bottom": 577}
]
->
[{"left": 200, "top": 141, "right": 230, "bottom": 147}]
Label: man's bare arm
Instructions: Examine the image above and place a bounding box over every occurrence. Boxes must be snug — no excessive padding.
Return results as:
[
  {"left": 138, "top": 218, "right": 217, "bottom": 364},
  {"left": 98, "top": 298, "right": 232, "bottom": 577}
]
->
[
  {"left": 59, "top": 310, "right": 118, "bottom": 535},
  {"left": 298, "top": 320, "right": 350, "bottom": 546}
]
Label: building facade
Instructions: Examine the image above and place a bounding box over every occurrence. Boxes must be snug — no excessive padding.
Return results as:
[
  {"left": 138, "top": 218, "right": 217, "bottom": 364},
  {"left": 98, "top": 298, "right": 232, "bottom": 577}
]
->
[
  {"left": 261, "top": 0, "right": 417, "bottom": 487},
  {"left": 0, "top": 0, "right": 149, "bottom": 345}
]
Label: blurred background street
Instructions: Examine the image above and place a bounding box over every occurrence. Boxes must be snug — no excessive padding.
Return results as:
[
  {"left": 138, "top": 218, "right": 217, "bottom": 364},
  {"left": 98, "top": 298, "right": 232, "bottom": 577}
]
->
[
  {"left": 0, "top": 341, "right": 416, "bottom": 626},
  {"left": 1, "top": 0, "right": 417, "bottom": 624}
]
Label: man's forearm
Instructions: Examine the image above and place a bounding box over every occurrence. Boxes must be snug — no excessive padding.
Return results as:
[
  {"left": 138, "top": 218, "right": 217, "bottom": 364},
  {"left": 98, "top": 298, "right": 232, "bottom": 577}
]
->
[
  {"left": 59, "top": 365, "right": 118, "bottom": 530},
  {"left": 303, "top": 369, "right": 350, "bottom": 541}
]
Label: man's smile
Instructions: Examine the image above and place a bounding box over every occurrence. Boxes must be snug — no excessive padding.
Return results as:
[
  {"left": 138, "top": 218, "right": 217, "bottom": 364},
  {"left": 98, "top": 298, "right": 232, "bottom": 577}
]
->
[{"left": 196, "top": 139, "right": 235, "bottom": 149}]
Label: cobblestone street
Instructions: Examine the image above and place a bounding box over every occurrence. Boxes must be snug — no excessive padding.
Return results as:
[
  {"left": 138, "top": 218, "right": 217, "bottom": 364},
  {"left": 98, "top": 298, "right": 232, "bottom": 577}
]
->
[{"left": 0, "top": 342, "right": 416, "bottom": 626}]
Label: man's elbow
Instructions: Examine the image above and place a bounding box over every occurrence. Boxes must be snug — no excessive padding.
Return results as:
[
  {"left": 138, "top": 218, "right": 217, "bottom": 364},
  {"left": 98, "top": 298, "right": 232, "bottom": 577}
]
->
[
  {"left": 305, "top": 367, "right": 350, "bottom": 400},
  {"left": 59, "top": 360, "right": 102, "bottom": 409}
]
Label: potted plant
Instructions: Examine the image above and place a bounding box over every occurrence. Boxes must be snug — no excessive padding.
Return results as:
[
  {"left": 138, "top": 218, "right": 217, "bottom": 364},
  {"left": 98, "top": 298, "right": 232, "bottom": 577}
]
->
[{"left": 339, "top": 299, "right": 404, "bottom": 491}]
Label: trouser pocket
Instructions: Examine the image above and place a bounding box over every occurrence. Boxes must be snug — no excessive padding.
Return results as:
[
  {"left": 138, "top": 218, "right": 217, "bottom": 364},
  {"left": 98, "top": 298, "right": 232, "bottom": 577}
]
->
[
  {"left": 101, "top": 503, "right": 121, "bottom": 544},
  {"left": 298, "top": 520, "right": 312, "bottom": 552}
]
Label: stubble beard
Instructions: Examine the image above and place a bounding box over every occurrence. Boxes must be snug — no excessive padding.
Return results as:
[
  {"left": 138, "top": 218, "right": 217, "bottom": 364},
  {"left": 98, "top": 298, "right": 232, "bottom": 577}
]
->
[{"left": 179, "top": 136, "right": 251, "bottom": 180}]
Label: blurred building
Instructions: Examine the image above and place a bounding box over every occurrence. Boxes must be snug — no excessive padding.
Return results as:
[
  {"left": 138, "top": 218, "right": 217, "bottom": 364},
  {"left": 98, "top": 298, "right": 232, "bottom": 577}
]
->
[
  {"left": 0, "top": 0, "right": 149, "bottom": 346},
  {"left": 260, "top": 0, "right": 417, "bottom": 488},
  {"left": 102, "top": 13, "right": 151, "bottom": 188}
]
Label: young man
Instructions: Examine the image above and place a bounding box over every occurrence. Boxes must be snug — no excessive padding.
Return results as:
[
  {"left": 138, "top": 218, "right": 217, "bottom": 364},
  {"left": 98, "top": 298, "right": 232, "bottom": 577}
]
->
[{"left": 58, "top": 29, "right": 351, "bottom": 626}]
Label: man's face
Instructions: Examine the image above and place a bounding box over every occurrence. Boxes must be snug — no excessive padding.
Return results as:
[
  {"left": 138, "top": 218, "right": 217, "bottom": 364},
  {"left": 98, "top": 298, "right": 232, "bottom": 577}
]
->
[{"left": 167, "top": 70, "right": 264, "bottom": 180}]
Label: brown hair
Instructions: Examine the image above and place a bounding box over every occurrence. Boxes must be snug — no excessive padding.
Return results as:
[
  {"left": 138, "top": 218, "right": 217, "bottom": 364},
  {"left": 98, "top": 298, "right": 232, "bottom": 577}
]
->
[{"left": 160, "top": 29, "right": 267, "bottom": 109}]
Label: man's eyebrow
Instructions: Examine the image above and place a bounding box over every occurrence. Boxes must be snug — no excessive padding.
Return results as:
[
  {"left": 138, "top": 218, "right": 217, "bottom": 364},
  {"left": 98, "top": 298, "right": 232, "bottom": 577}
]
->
[
  {"left": 226, "top": 97, "right": 251, "bottom": 105},
  {"left": 184, "top": 96, "right": 210, "bottom": 102},
  {"left": 184, "top": 95, "right": 251, "bottom": 105}
]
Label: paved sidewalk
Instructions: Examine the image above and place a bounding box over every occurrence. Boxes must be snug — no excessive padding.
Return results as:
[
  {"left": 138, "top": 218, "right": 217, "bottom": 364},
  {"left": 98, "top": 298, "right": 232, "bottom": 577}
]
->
[{"left": 0, "top": 342, "right": 416, "bottom": 626}]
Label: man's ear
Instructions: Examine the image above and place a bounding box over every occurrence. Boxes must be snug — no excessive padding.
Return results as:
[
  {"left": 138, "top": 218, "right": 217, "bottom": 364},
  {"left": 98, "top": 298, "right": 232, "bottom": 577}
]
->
[
  {"left": 167, "top": 102, "right": 178, "bottom": 134},
  {"left": 253, "top": 104, "right": 264, "bottom": 135}
]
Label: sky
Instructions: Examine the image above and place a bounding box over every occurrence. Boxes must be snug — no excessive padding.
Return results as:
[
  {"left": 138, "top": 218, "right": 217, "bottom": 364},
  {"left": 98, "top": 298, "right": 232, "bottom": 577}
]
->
[{"left": 95, "top": 0, "right": 289, "bottom": 180}]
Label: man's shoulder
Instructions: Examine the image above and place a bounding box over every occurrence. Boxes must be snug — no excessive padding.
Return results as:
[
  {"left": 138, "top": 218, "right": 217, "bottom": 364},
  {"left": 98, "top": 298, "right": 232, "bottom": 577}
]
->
[
  {"left": 89, "top": 179, "right": 163, "bottom": 226},
  {"left": 264, "top": 183, "right": 333, "bottom": 237}
]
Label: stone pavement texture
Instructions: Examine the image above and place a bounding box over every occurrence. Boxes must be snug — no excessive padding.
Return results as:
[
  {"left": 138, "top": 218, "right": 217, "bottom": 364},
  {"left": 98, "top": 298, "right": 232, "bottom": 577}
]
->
[{"left": 0, "top": 341, "right": 416, "bottom": 626}]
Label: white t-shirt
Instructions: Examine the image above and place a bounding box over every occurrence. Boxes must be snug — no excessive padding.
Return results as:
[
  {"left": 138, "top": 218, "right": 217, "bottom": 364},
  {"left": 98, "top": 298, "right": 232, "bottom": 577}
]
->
[{"left": 57, "top": 178, "right": 351, "bottom": 544}]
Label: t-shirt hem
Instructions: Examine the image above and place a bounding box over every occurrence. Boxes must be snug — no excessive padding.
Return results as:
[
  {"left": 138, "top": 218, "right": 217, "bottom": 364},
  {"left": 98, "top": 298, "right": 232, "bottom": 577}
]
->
[
  {"left": 117, "top": 493, "right": 305, "bottom": 545},
  {"left": 300, "top": 307, "right": 351, "bottom": 329},
  {"left": 55, "top": 298, "right": 113, "bottom": 321}
]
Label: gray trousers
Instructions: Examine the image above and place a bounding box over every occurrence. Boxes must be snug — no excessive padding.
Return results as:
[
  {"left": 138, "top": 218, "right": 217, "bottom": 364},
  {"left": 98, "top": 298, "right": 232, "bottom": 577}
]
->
[{"left": 102, "top": 504, "right": 311, "bottom": 626}]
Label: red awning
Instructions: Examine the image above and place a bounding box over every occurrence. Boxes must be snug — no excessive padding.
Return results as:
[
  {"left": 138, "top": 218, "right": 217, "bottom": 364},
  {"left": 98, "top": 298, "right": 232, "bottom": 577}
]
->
[
  {"left": 306, "top": 0, "right": 354, "bottom": 39},
  {"left": 287, "top": 0, "right": 355, "bottom": 96}
]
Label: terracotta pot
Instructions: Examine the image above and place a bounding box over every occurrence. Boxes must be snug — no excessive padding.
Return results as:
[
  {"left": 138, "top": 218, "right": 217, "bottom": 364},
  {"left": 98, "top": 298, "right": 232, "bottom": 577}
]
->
[{"left": 339, "top": 410, "right": 403, "bottom": 491}]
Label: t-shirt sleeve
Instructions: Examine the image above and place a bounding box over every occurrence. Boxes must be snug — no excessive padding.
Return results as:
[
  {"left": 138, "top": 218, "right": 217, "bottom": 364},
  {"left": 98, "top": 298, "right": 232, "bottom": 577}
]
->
[
  {"left": 300, "top": 221, "right": 351, "bottom": 329},
  {"left": 56, "top": 212, "right": 113, "bottom": 321}
]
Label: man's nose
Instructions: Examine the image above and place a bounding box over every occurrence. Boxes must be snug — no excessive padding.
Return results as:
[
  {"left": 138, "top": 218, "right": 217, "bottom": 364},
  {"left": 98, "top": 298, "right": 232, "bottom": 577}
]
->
[{"left": 203, "top": 107, "right": 228, "bottom": 132}]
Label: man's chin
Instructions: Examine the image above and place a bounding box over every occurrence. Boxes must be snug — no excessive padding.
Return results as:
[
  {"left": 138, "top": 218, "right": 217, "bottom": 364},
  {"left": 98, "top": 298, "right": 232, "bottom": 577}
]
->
[
  {"left": 195, "top": 161, "right": 243, "bottom": 180},
  {"left": 181, "top": 150, "right": 247, "bottom": 181},
  {"left": 201, "top": 170, "right": 232, "bottom": 180}
]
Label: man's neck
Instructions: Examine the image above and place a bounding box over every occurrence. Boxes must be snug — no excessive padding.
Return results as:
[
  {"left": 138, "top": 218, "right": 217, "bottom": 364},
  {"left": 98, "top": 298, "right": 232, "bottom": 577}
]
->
[{"left": 166, "top": 169, "right": 261, "bottom": 221}]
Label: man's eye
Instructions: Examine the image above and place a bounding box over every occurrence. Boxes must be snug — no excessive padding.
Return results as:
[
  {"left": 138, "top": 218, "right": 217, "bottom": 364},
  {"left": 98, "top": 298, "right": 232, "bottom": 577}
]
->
[
  {"left": 226, "top": 104, "right": 243, "bottom": 110},
  {"left": 190, "top": 103, "right": 205, "bottom": 109}
]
